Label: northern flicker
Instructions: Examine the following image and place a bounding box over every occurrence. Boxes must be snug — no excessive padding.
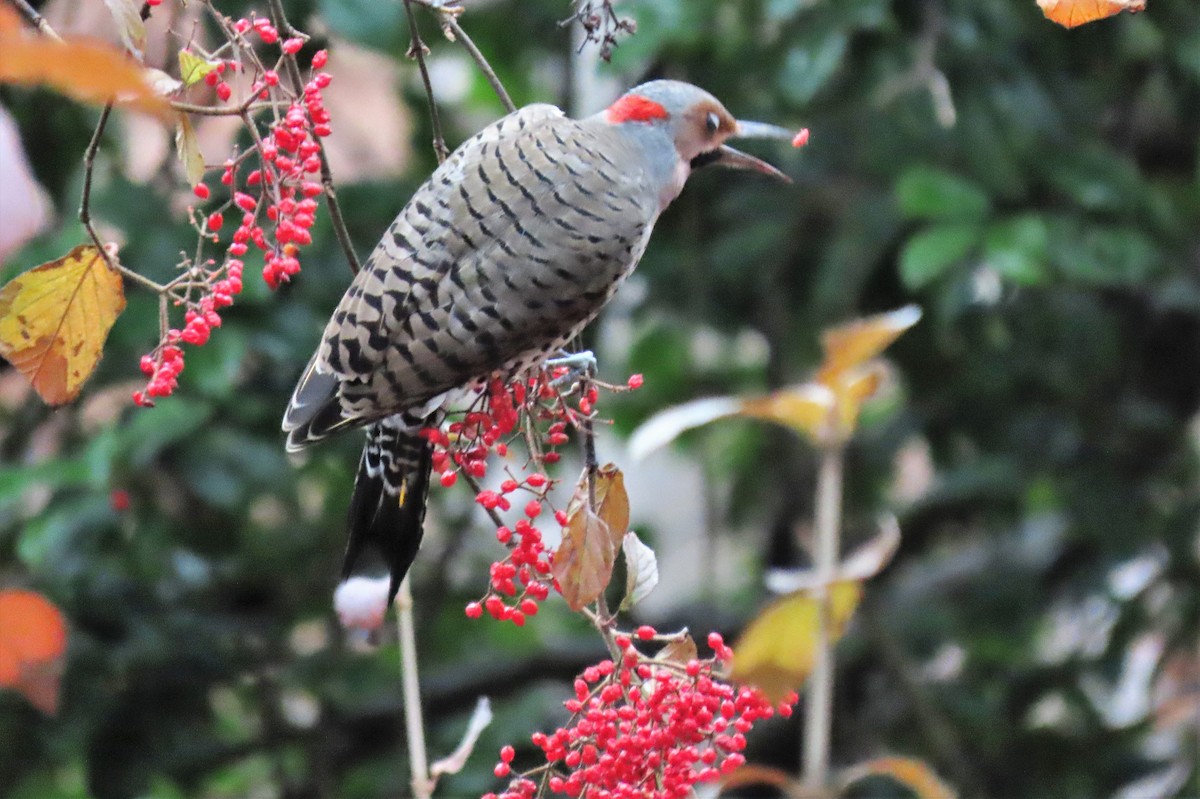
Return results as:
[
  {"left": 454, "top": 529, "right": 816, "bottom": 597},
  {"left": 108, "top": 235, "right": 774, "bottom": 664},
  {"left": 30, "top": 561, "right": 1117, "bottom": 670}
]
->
[{"left": 283, "top": 80, "right": 795, "bottom": 603}]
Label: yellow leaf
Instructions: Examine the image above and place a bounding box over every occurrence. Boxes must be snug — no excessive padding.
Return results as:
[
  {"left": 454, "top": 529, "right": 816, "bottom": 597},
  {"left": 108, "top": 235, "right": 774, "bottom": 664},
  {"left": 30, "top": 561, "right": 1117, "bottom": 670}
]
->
[
  {"left": 0, "top": 245, "right": 126, "bottom": 405},
  {"left": 829, "top": 363, "right": 885, "bottom": 439},
  {"left": 176, "top": 115, "right": 206, "bottom": 186},
  {"left": 1037, "top": 0, "right": 1146, "bottom": 28},
  {"left": 730, "top": 581, "right": 862, "bottom": 702},
  {"left": 740, "top": 383, "right": 835, "bottom": 442},
  {"left": 816, "top": 305, "right": 921, "bottom": 387},
  {"left": 0, "top": 35, "right": 173, "bottom": 119},
  {"left": 552, "top": 464, "right": 629, "bottom": 611},
  {"left": 178, "top": 50, "right": 218, "bottom": 88},
  {"left": 840, "top": 757, "right": 958, "bottom": 799}
]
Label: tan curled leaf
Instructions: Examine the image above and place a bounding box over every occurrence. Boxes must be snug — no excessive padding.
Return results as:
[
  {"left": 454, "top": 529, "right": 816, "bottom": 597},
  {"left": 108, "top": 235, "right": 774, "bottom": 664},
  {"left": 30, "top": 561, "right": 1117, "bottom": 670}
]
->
[
  {"left": 0, "top": 245, "right": 126, "bottom": 405},
  {"left": 175, "top": 115, "right": 206, "bottom": 186},
  {"left": 0, "top": 35, "right": 173, "bottom": 118},
  {"left": 840, "top": 757, "right": 958, "bottom": 799},
  {"left": 178, "top": 50, "right": 218, "bottom": 88},
  {"left": 1037, "top": 0, "right": 1146, "bottom": 28},
  {"left": 655, "top": 632, "right": 698, "bottom": 667},
  {"left": 552, "top": 464, "right": 628, "bottom": 611},
  {"left": 730, "top": 581, "right": 862, "bottom": 702},
  {"left": 103, "top": 0, "right": 146, "bottom": 60},
  {"left": 620, "top": 531, "right": 659, "bottom": 611},
  {"left": 627, "top": 396, "right": 742, "bottom": 460},
  {"left": 0, "top": 589, "right": 67, "bottom": 715}
]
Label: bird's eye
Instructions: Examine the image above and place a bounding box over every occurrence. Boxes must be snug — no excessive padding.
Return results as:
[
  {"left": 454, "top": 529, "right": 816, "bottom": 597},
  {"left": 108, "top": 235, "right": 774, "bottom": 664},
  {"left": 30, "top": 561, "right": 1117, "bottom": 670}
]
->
[{"left": 705, "top": 111, "right": 721, "bottom": 136}]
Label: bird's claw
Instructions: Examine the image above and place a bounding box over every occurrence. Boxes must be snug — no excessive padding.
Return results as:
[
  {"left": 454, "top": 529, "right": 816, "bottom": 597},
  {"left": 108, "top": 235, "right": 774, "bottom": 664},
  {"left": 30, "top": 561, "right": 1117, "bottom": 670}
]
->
[{"left": 546, "top": 349, "right": 597, "bottom": 386}]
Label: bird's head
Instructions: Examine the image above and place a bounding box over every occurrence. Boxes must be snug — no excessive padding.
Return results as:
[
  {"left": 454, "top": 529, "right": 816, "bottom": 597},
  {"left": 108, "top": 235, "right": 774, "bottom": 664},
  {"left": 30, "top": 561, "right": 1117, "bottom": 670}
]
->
[{"left": 601, "top": 80, "right": 797, "bottom": 183}]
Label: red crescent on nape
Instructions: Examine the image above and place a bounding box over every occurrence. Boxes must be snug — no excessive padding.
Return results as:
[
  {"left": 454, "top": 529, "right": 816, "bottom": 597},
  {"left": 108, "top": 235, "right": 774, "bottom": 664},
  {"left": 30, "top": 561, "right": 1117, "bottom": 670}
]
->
[{"left": 605, "top": 94, "right": 670, "bottom": 124}]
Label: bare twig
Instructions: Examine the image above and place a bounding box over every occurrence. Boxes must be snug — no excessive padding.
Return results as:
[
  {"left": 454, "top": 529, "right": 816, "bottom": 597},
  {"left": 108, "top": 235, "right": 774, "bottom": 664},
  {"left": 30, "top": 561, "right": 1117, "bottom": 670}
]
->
[
  {"left": 438, "top": 14, "right": 516, "bottom": 113},
  {"left": 403, "top": 0, "right": 450, "bottom": 163},
  {"left": 396, "top": 577, "right": 434, "bottom": 799},
  {"left": 7, "top": 0, "right": 64, "bottom": 40},
  {"left": 79, "top": 105, "right": 164, "bottom": 293},
  {"left": 802, "top": 444, "right": 844, "bottom": 792}
]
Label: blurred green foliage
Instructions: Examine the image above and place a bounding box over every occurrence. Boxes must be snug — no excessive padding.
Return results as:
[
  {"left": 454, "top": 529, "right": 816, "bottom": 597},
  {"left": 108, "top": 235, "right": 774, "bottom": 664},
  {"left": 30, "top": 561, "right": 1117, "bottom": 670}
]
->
[{"left": 2, "top": 0, "right": 1199, "bottom": 797}]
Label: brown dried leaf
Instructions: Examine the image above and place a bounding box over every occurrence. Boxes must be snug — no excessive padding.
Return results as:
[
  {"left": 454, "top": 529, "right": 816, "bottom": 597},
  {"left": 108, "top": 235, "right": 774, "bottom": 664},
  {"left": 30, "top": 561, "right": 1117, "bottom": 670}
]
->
[
  {"left": 654, "top": 632, "right": 699, "bottom": 667},
  {"left": 552, "top": 464, "right": 629, "bottom": 611}
]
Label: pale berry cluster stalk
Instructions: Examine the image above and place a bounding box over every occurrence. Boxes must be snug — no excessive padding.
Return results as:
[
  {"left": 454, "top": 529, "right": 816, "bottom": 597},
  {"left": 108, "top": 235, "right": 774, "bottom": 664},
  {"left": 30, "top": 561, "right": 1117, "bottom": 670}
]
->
[
  {"left": 133, "top": 9, "right": 334, "bottom": 407},
  {"left": 486, "top": 630, "right": 797, "bottom": 799}
]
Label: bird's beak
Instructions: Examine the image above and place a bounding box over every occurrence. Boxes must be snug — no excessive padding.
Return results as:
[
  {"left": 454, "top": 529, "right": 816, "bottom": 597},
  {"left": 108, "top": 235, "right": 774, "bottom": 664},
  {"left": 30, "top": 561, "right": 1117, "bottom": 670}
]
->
[
  {"left": 707, "top": 144, "right": 791, "bottom": 182},
  {"left": 707, "top": 120, "right": 800, "bottom": 183}
]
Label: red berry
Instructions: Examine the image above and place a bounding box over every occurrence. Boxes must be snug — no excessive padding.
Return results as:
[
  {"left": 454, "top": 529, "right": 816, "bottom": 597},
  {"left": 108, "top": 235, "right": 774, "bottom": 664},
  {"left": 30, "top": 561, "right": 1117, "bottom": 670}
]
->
[
  {"left": 206, "top": 211, "right": 224, "bottom": 232},
  {"left": 439, "top": 470, "right": 457, "bottom": 488},
  {"left": 627, "top": 373, "right": 644, "bottom": 389},
  {"left": 636, "top": 625, "right": 655, "bottom": 640},
  {"left": 311, "top": 50, "right": 328, "bottom": 68},
  {"left": 216, "top": 81, "right": 232, "bottom": 102},
  {"left": 465, "top": 601, "right": 482, "bottom": 619},
  {"left": 193, "top": 183, "right": 210, "bottom": 199}
]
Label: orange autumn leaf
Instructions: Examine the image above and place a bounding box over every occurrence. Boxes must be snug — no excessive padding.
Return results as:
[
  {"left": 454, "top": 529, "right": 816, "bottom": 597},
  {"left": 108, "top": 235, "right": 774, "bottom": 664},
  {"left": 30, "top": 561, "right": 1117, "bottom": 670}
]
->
[
  {"left": 0, "top": 33, "right": 172, "bottom": 118},
  {"left": 0, "top": 589, "right": 67, "bottom": 715},
  {"left": 1037, "top": 0, "right": 1146, "bottom": 28},
  {"left": 552, "top": 464, "right": 629, "bottom": 611},
  {"left": 0, "top": 244, "right": 127, "bottom": 405}
]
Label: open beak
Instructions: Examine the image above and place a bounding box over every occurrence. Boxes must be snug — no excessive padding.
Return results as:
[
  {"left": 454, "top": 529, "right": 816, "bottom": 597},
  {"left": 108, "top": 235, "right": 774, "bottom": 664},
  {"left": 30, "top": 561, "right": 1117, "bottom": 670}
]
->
[{"left": 699, "top": 120, "right": 799, "bottom": 183}]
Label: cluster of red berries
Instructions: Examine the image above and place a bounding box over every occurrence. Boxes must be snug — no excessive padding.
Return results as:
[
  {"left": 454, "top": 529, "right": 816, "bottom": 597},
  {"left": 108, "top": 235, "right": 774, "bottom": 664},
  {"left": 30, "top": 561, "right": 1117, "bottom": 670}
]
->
[
  {"left": 434, "top": 370, "right": 647, "bottom": 625},
  {"left": 133, "top": 26, "right": 331, "bottom": 406},
  {"left": 486, "top": 629, "right": 796, "bottom": 799}
]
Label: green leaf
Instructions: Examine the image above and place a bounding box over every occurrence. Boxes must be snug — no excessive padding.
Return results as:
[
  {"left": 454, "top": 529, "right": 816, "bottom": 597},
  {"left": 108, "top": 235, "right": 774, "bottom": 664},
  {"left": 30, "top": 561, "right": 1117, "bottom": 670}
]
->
[
  {"left": 896, "top": 167, "right": 991, "bottom": 221},
  {"left": 177, "top": 51, "right": 216, "bottom": 88},
  {"left": 983, "top": 215, "right": 1050, "bottom": 285},
  {"left": 899, "top": 223, "right": 980, "bottom": 289}
]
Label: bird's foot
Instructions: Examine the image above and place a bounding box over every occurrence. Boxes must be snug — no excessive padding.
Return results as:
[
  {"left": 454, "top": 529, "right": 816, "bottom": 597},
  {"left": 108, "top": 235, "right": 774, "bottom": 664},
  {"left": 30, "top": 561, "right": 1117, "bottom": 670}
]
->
[{"left": 546, "top": 349, "right": 597, "bottom": 386}]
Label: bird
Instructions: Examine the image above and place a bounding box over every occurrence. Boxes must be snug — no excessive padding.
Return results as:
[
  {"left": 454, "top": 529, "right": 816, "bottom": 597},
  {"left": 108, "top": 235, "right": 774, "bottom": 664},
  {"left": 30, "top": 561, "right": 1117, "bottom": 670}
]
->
[{"left": 282, "top": 79, "right": 796, "bottom": 605}]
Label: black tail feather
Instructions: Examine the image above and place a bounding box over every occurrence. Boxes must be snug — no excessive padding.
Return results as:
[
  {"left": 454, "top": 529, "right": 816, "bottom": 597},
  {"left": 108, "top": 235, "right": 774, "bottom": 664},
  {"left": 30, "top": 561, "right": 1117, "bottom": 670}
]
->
[{"left": 343, "top": 423, "right": 433, "bottom": 605}]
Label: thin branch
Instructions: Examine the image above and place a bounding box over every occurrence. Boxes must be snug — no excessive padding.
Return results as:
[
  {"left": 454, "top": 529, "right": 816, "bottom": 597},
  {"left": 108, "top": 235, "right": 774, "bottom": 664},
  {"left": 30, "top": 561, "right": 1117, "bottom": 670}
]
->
[
  {"left": 170, "top": 99, "right": 277, "bottom": 116},
  {"left": 802, "top": 444, "right": 844, "bottom": 792},
  {"left": 396, "top": 577, "right": 434, "bottom": 799},
  {"left": 439, "top": 14, "right": 516, "bottom": 113},
  {"left": 403, "top": 0, "right": 450, "bottom": 163},
  {"left": 7, "top": 0, "right": 63, "bottom": 40},
  {"left": 79, "top": 105, "right": 164, "bottom": 293}
]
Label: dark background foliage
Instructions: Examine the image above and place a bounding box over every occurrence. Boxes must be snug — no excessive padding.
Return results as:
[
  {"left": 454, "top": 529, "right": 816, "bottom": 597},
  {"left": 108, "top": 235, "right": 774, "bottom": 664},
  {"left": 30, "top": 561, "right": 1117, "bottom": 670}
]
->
[{"left": 1, "top": 0, "right": 1198, "bottom": 797}]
